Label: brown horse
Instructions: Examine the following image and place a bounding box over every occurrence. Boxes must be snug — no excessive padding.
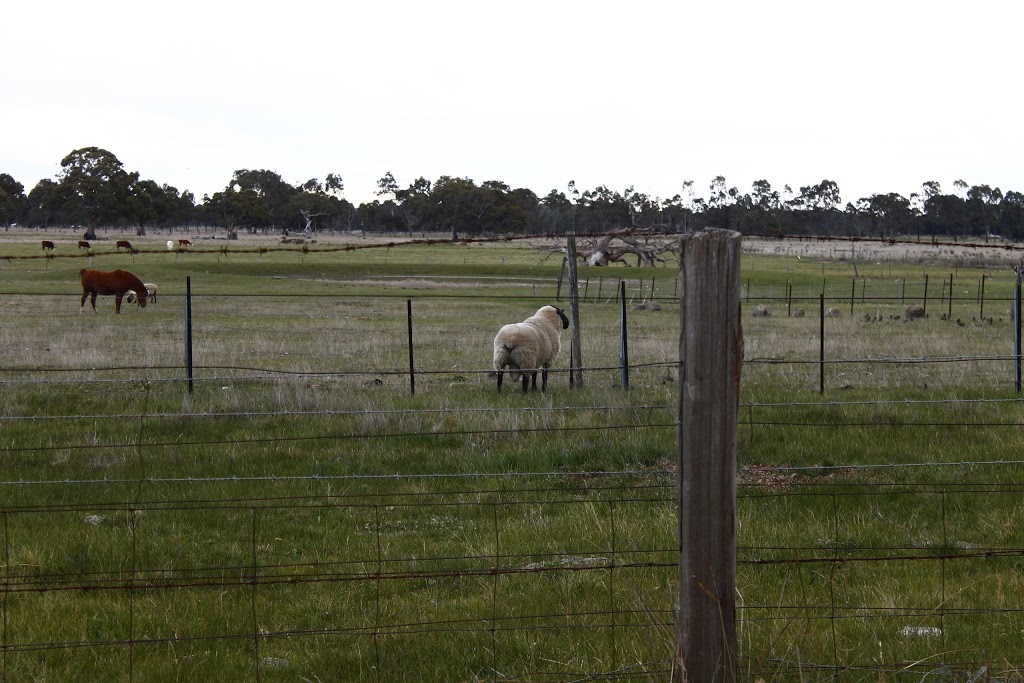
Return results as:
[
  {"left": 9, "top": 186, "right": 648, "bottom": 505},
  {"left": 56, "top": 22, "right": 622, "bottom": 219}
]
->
[{"left": 80, "top": 268, "right": 148, "bottom": 314}]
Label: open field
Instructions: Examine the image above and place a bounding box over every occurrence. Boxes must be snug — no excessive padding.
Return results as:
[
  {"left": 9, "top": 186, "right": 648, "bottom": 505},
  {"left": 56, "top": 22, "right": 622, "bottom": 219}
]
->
[{"left": 3, "top": 229, "right": 1024, "bottom": 681}]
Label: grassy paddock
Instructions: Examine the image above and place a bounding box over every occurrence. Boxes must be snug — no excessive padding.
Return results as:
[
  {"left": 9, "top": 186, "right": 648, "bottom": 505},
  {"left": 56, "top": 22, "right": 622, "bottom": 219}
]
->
[{"left": 3, "top": 231, "right": 1024, "bottom": 680}]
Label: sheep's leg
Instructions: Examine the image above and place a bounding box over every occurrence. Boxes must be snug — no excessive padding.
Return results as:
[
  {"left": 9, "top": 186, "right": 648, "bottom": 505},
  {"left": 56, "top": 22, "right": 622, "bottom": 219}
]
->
[
  {"left": 541, "top": 367, "right": 549, "bottom": 392},
  {"left": 521, "top": 373, "right": 529, "bottom": 393},
  {"left": 496, "top": 369, "right": 504, "bottom": 391}
]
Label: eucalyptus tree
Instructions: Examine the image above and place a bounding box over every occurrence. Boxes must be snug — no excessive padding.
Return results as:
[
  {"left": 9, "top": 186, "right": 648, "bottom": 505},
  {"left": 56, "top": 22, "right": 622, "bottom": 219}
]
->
[
  {"left": 26, "top": 179, "right": 60, "bottom": 228},
  {"left": 965, "top": 184, "right": 1003, "bottom": 238},
  {"left": 998, "top": 191, "right": 1024, "bottom": 240},
  {"left": 295, "top": 175, "right": 354, "bottom": 233},
  {"left": 201, "top": 186, "right": 274, "bottom": 237},
  {"left": 0, "top": 173, "right": 26, "bottom": 227},
  {"left": 230, "top": 169, "right": 297, "bottom": 230},
  {"left": 57, "top": 147, "right": 135, "bottom": 233},
  {"left": 539, "top": 189, "right": 573, "bottom": 233}
]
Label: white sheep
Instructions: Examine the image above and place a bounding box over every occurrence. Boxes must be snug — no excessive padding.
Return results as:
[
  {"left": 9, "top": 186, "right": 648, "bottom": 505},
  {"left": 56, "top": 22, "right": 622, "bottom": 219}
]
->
[
  {"left": 126, "top": 283, "right": 158, "bottom": 304},
  {"left": 492, "top": 305, "right": 570, "bottom": 392}
]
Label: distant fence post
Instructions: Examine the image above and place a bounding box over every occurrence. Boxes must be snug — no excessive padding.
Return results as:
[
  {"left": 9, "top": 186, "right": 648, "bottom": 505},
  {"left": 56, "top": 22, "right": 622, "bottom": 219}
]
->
[
  {"left": 948, "top": 273, "right": 954, "bottom": 320},
  {"left": 819, "top": 294, "right": 825, "bottom": 394},
  {"left": 407, "top": 299, "right": 415, "bottom": 396},
  {"left": 185, "top": 276, "right": 194, "bottom": 396},
  {"left": 1016, "top": 271, "right": 1022, "bottom": 393},
  {"left": 980, "top": 273, "right": 987, "bottom": 320},
  {"left": 673, "top": 229, "right": 741, "bottom": 683},
  {"left": 556, "top": 257, "right": 567, "bottom": 301},
  {"left": 619, "top": 280, "right": 629, "bottom": 390},
  {"left": 923, "top": 274, "right": 929, "bottom": 315},
  {"left": 566, "top": 238, "right": 583, "bottom": 388}
]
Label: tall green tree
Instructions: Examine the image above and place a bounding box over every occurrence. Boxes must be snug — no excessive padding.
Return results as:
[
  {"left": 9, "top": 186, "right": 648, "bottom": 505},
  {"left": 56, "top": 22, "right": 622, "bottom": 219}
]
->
[
  {"left": 230, "top": 169, "right": 296, "bottom": 229},
  {"left": 0, "top": 173, "right": 27, "bottom": 227},
  {"left": 27, "top": 179, "right": 60, "bottom": 228},
  {"left": 57, "top": 147, "right": 134, "bottom": 232},
  {"left": 202, "top": 187, "right": 273, "bottom": 237}
]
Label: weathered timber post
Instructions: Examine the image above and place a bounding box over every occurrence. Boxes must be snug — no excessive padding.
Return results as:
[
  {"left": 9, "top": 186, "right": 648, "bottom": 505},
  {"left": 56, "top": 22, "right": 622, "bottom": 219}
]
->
[
  {"left": 566, "top": 237, "right": 584, "bottom": 388},
  {"left": 407, "top": 299, "right": 415, "bottom": 396},
  {"left": 619, "top": 280, "right": 629, "bottom": 390},
  {"left": 673, "top": 229, "right": 741, "bottom": 683},
  {"left": 923, "top": 274, "right": 929, "bottom": 315},
  {"left": 948, "top": 273, "right": 954, "bottom": 320},
  {"left": 556, "top": 257, "right": 567, "bottom": 301},
  {"left": 185, "top": 276, "right": 194, "bottom": 396},
  {"left": 1016, "top": 269, "right": 1022, "bottom": 392},
  {"left": 980, "top": 273, "right": 987, "bottom": 320},
  {"left": 819, "top": 294, "right": 825, "bottom": 394}
]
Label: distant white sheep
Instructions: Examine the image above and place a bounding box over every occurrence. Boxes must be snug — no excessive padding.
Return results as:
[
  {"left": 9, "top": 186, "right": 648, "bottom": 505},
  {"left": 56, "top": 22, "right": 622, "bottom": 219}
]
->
[
  {"left": 492, "top": 305, "right": 569, "bottom": 392},
  {"left": 126, "top": 283, "right": 158, "bottom": 304}
]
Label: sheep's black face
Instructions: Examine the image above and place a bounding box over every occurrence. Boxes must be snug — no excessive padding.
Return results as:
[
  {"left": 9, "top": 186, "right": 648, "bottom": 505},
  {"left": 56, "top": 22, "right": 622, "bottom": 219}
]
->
[{"left": 555, "top": 307, "right": 569, "bottom": 329}]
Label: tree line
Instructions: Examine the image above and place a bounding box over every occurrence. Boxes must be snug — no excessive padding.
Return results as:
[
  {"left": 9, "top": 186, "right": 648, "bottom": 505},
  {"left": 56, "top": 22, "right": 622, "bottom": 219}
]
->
[{"left": 2, "top": 147, "right": 1023, "bottom": 241}]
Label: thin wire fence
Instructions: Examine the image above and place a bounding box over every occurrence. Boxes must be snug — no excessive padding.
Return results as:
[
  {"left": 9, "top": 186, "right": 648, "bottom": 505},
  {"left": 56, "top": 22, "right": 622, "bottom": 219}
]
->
[{"left": 4, "top": 234, "right": 1024, "bottom": 680}]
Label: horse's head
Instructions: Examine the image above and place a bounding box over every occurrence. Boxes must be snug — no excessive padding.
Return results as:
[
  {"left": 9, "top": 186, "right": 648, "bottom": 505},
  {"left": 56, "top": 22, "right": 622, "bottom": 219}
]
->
[{"left": 134, "top": 290, "right": 147, "bottom": 308}]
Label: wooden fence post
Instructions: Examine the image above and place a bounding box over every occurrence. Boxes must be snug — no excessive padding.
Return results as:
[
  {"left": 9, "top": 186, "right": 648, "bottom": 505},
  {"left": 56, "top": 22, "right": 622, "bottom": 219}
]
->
[
  {"left": 619, "top": 280, "right": 629, "bottom": 390},
  {"left": 556, "top": 257, "right": 567, "bottom": 301},
  {"left": 185, "top": 276, "right": 194, "bottom": 396},
  {"left": 819, "top": 294, "right": 825, "bottom": 394},
  {"left": 566, "top": 238, "right": 583, "bottom": 388},
  {"left": 407, "top": 299, "right": 415, "bottom": 396},
  {"left": 673, "top": 229, "right": 741, "bottom": 683},
  {"left": 1016, "top": 270, "right": 1021, "bottom": 393},
  {"left": 948, "top": 273, "right": 954, "bottom": 320}
]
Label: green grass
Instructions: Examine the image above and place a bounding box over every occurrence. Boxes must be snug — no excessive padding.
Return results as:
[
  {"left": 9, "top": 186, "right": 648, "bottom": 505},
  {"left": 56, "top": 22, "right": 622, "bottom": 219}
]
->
[{"left": 3, "top": 230, "right": 1024, "bottom": 680}]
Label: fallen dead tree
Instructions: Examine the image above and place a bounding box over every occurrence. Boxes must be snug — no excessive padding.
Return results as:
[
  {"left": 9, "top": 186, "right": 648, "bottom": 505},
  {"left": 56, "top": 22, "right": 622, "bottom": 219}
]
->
[{"left": 532, "top": 229, "right": 681, "bottom": 267}]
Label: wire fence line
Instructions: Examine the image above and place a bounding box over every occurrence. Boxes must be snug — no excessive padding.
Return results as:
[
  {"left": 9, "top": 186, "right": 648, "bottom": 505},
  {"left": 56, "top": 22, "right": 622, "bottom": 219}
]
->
[{"left": 7, "top": 241, "right": 1024, "bottom": 678}]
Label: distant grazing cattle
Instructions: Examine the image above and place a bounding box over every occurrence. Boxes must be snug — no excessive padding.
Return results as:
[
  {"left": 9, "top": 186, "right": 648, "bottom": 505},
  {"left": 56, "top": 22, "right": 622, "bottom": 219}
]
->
[
  {"left": 178, "top": 239, "right": 192, "bottom": 247},
  {"left": 41, "top": 240, "right": 55, "bottom": 252},
  {"left": 116, "top": 240, "right": 133, "bottom": 251},
  {"left": 752, "top": 304, "right": 771, "bottom": 317},
  {"left": 825, "top": 307, "right": 842, "bottom": 318},
  {"left": 78, "top": 240, "right": 91, "bottom": 250}
]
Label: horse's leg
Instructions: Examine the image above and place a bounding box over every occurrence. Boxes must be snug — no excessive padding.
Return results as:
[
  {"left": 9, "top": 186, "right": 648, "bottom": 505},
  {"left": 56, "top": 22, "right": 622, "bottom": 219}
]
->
[
  {"left": 80, "top": 292, "right": 87, "bottom": 314},
  {"left": 90, "top": 293, "right": 98, "bottom": 313},
  {"left": 115, "top": 295, "right": 122, "bottom": 313}
]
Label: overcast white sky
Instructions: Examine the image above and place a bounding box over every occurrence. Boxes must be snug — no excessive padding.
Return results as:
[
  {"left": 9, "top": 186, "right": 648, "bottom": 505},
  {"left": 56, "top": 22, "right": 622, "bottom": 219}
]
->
[{"left": 4, "top": 1, "right": 1022, "bottom": 208}]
